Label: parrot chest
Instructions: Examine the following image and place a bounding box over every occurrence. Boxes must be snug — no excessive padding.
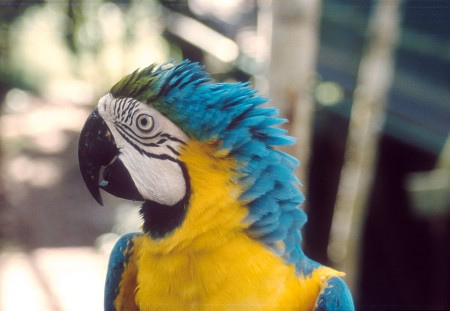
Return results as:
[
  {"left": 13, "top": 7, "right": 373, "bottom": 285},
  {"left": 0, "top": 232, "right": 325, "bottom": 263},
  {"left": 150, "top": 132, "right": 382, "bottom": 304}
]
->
[{"left": 132, "top": 234, "right": 319, "bottom": 311}]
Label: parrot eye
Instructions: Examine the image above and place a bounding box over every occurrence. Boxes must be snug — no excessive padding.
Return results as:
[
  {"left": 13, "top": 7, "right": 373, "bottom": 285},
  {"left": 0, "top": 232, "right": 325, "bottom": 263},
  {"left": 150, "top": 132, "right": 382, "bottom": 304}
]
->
[{"left": 136, "top": 114, "right": 154, "bottom": 133}]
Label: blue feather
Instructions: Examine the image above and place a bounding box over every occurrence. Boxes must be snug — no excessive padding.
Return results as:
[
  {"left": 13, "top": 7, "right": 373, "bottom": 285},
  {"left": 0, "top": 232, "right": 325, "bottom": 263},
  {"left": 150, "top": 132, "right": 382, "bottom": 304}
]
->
[
  {"left": 257, "top": 225, "right": 289, "bottom": 243},
  {"left": 147, "top": 60, "right": 319, "bottom": 278},
  {"left": 220, "top": 128, "right": 252, "bottom": 151},
  {"left": 248, "top": 221, "right": 282, "bottom": 239},
  {"left": 314, "top": 277, "right": 355, "bottom": 311},
  {"left": 239, "top": 170, "right": 276, "bottom": 201},
  {"left": 256, "top": 209, "right": 282, "bottom": 227},
  {"left": 105, "top": 233, "right": 139, "bottom": 311},
  {"left": 259, "top": 117, "right": 287, "bottom": 127},
  {"left": 238, "top": 115, "right": 269, "bottom": 127},
  {"left": 235, "top": 140, "right": 272, "bottom": 160},
  {"left": 244, "top": 193, "right": 279, "bottom": 224},
  {"left": 284, "top": 229, "right": 300, "bottom": 254}
]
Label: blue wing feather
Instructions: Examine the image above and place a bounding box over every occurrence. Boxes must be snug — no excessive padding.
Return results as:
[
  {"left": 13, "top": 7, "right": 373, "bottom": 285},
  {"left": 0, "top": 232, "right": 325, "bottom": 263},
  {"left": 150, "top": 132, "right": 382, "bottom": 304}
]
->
[
  {"left": 314, "top": 276, "right": 355, "bottom": 311},
  {"left": 105, "top": 233, "right": 139, "bottom": 311}
]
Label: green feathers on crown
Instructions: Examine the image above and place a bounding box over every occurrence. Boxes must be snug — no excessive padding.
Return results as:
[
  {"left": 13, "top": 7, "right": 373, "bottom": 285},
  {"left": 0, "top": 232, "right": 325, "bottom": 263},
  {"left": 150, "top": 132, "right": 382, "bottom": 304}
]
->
[{"left": 110, "top": 64, "right": 159, "bottom": 103}]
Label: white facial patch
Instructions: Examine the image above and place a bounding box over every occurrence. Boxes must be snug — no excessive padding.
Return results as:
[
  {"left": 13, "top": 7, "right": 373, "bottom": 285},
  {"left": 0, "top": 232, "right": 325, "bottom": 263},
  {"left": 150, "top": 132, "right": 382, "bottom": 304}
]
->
[{"left": 97, "top": 94, "right": 189, "bottom": 206}]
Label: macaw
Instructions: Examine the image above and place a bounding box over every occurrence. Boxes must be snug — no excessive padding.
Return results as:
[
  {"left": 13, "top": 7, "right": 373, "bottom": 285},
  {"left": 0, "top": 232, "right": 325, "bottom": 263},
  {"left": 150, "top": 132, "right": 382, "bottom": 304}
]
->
[{"left": 78, "top": 60, "right": 354, "bottom": 311}]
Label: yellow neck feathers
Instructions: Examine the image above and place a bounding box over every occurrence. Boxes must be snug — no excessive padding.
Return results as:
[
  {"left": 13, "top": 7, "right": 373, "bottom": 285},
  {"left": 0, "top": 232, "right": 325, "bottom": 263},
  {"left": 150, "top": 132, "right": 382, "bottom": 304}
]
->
[
  {"left": 128, "top": 140, "right": 341, "bottom": 310},
  {"left": 139, "top": 139, "right": 249, "bottom": 253}
]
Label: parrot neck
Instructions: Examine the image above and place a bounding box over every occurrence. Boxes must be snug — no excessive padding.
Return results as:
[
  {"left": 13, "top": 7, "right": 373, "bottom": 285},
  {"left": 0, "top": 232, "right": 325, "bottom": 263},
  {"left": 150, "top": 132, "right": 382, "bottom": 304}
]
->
[{"left": 137, "top": 139, "right": 248, "bottom": 253}]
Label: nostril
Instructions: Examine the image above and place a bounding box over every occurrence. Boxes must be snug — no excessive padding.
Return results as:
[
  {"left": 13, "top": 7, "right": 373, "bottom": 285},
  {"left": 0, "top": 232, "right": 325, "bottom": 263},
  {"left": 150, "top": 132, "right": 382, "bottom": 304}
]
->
[
  {"left": 103, "top": 165, "right": 111, "bottom": 182},
  {"left": 99, "top": 165, "right": 110, "bottom": 187},
  {"left": 99, "top": 155, "right": 117, "bottom": 188}
]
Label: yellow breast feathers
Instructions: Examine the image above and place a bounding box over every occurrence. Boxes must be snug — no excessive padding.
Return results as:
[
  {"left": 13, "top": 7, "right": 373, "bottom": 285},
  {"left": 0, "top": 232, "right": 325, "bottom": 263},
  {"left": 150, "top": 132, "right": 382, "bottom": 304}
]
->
[{"left": 122, "top": 140, "right": 343, "bottom": 310}]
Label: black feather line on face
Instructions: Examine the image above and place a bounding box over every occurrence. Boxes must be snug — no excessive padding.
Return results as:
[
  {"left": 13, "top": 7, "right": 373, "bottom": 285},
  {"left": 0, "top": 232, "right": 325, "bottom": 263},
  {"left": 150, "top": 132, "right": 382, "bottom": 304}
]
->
[
  {"left": 123, "top": 100, "right": 138, "bottom": 125},
  {"left": 114, "top": 125, "right": 180, "bottom": 162},
  {"left": 166, "top": 145, "right": 180, "bottom": 156},
  {"left": 160, "top": 133, "right": 186, "bottom": 144},
  {"left": 140, "top": 162, "right": 191, "bottom": 239},
  {"left": 115, "top": 122, "right": 162, "bottom": 142}
]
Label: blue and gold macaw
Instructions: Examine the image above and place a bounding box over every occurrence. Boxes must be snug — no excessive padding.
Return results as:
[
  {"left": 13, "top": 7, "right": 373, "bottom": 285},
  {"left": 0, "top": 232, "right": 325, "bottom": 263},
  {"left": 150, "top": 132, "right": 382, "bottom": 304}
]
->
[{"left": 78, "top": 60, "right": 354, "bottom": 310}]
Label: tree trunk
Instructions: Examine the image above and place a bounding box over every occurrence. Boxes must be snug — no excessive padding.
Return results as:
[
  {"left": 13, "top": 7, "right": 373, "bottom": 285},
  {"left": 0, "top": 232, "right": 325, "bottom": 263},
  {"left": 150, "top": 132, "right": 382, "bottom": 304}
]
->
[
  {"left": 259, "top": 0, "right": 322, "bottom": 192},
  {"left": 327, "top": 0, "right": 404, "bottom": 298}
]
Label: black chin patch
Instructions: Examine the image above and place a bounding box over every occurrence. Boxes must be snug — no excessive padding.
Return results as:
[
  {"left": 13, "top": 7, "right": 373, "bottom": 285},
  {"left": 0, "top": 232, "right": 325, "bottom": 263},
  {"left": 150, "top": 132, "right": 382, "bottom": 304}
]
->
[
  {"left": 140, "top": 199, "right": 187, "bottom": 239},
  {"left": 139, "top": 162, "right": 191, "bottom": 239},
  {"left": 100, "top": 157, "right": 144, "bottom": 201}
]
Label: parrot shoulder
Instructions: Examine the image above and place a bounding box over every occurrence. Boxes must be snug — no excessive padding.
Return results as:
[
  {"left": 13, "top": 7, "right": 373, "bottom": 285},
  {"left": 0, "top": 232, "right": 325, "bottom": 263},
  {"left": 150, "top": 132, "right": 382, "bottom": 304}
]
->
[
  {"left": 105, "top": 232, "right": 140, "bottom": 311},
  {"left": 313, "top": 275, "right": 355, "bottom": 311}
]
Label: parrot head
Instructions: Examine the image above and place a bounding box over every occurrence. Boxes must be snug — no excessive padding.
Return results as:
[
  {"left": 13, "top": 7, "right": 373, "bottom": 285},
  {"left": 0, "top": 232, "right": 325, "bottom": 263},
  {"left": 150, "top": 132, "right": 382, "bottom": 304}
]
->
[
  {"left": 79, "top": 60, "right": 308, "bottom": 269},
  {"left": 78, "top": 86, "right": 190, "bottom": 207}
]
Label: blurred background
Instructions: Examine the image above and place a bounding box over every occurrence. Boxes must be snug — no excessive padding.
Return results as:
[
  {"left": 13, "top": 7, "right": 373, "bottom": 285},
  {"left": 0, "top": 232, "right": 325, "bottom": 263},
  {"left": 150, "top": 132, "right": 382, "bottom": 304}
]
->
[{"left": 0, "top": 0, "right": 449, "bottom": 310}]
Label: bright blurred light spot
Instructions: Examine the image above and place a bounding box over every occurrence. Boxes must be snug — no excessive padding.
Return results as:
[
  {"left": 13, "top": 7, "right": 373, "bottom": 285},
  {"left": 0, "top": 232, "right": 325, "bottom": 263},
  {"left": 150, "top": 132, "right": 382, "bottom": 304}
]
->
[
  {"left": 113, "top": 203, "right": 142, "bottom": 234},
  {"left": 189, "top": 0, "right": 251, "bottom": 24},
  {"left": 8, "top": 156, "right": 61, "bottom": 188},
  {"left": 4, "top": 88, "right": 32, "bottom": 113},
  {"left": 33, "top": 131, "right": 68, "bottom": 154},
  {"left": 9, "top": 0, "right": 169, "bottom": 96},
  {"left": 98, "top": 2, "right": 125, "bottom": 40},
  {"left": 33, "top": 248, "right": 107, "bottom": 311},
  {"left": 168, "top": 12, "right": 239, "bottom": 63},
  {"left": 30, "top": 160, "right": 61, "bottom": 188},
  {"left": 97, "top": 2, "right": 126, "bottom": 80},
  {"left": 0, "top": 251, "right": 53, "bottom": 311},
  {"left": 10, "top": 5, "right": 72, "bottom": 86},
  {"left": 2, "top": 105, "right": 89, "bottom": 139},
  {"left": 327, "top": 239, "right": 347, "bottom": 263},
  {"left": 236, "top": 28, "right": 258, "bottom": 59},
  {"left": 0, "top": 248, "right": 107, "bottom": 311},
  {"left": 77, "top": 19, "right": 101, "bottom": 46},
  {"left": 8, "top": 156, "right": 34, "bottom": 183},
  {"left": 315, "top": 81, "right": 344, "bottom": 106},
  {"left": 46, "top": 79, "right": 95, "bottom": 106},
  {"left": 407, "top": 169, "right": 450, "bottom": 217},
  {"left": 96, "top": 233, "right": 120, "bottom": 256}
]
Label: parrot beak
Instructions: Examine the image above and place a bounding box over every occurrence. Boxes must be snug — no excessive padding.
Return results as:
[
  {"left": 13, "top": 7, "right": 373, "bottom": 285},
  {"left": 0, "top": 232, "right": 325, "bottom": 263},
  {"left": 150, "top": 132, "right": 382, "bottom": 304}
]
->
[{"left": 78, "top": 108, "right": 144, "bottom": 205}]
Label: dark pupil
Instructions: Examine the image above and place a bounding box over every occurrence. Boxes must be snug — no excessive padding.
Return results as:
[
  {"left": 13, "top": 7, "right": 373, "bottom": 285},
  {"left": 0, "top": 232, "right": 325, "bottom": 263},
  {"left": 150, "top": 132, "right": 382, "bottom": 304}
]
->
[{"left": 140, "top": 117, "right": 148, "bottom": 126}]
